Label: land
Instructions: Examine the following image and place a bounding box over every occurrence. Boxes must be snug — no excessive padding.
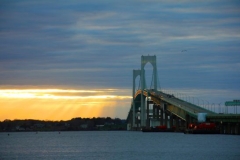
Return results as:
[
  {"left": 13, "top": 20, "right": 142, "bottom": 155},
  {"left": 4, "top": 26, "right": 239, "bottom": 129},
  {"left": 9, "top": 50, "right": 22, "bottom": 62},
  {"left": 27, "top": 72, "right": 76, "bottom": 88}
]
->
[{"left": 0, "top": 117, "right": 127, "bottom": 132}]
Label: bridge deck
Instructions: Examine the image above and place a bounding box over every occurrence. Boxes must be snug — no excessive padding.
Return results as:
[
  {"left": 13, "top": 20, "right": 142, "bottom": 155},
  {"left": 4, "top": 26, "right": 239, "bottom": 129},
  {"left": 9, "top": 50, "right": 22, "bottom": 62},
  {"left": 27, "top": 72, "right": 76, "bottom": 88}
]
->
[{"left": 132, "top": 89, "right": 240, "bottom": 122}]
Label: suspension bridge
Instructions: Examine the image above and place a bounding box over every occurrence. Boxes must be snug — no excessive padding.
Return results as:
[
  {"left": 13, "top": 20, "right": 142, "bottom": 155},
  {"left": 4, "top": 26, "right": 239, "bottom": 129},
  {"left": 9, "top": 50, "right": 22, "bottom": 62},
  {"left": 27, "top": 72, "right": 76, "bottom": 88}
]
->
[{"left": 126, "top": 55, "right": 240, "bottom": 134}]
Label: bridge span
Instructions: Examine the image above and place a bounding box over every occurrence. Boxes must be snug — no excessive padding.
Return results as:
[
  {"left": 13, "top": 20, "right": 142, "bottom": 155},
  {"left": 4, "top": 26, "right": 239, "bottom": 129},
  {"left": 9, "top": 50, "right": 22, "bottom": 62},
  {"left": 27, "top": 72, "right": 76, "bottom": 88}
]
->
[{"left": 127, "top": 55, "right": 240, "bottom": 135}]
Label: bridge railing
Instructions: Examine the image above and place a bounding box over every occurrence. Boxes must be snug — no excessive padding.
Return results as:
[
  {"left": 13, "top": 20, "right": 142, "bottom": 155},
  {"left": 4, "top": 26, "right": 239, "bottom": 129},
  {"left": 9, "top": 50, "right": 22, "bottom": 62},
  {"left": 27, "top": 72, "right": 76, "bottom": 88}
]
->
[
  {"left": 161, "top": 89, "right": 220, "bottom": 113},
  {"left": 134, "top": 89, "right": 216, "bottom": 114}
]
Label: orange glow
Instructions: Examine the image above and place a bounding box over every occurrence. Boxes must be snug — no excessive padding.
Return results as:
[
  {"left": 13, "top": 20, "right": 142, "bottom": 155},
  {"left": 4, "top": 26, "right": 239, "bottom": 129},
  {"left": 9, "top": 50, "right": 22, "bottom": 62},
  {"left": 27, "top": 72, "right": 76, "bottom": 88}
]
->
[{"left": 0, "top": 88, "right": 131, "bottom": 121}]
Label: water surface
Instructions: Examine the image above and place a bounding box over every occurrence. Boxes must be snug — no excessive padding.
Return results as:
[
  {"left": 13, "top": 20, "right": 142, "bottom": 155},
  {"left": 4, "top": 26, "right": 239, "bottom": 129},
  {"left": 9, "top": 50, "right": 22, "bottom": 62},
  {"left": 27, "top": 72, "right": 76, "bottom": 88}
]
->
[{"left": 0, "top": 131, "right": 239, "bottom": 160}]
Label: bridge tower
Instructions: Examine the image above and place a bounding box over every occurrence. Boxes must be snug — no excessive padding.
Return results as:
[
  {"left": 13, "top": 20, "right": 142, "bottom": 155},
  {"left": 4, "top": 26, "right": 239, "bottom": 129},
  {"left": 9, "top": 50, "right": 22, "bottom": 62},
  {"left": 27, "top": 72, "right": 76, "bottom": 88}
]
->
[
  {"left": 132, "top": 69, "right": 141, "bottom": 128},
  {"left": 140, "top": 55, "right": 158, "bottom": 127}
]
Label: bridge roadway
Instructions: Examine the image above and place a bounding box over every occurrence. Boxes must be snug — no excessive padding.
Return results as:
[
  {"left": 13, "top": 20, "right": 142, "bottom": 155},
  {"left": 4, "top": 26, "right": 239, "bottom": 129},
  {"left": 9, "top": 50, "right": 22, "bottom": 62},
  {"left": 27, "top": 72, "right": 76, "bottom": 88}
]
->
[
  {"left": 128, "top": 89, "right": 240, "bottom": 134},
  {"left": 134, "top": 89, "right": 213, "bottom": 120},
  {"left": 148, "top": 89, "right": 213, "bottom": 118}
]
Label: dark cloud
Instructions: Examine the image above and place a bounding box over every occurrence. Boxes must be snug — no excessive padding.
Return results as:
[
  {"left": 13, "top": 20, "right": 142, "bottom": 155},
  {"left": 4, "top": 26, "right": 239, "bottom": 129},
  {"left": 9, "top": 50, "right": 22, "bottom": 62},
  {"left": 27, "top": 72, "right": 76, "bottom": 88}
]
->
[{"left": 0, "top": 0, "right": 240, "bottom": 105}]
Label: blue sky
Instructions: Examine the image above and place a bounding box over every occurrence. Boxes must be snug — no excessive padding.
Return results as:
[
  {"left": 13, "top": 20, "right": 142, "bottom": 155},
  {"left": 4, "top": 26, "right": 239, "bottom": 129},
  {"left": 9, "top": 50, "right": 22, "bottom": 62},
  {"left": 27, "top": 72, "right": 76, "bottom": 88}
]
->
[{"left": 0, "top": 0, "right": 240, "bottom": 119}]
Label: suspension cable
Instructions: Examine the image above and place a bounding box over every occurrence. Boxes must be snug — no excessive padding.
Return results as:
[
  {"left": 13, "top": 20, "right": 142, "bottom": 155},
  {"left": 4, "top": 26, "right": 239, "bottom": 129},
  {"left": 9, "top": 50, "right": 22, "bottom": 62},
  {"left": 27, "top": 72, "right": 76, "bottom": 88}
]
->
[
  {"left": 150, "top": 69, "right": 154, "bottom": 89},
  {"left": 157, "top": 71, "right": 161, "bottom": 91},
  {"left": 137, "top": 77, "right": 141, "bottom": 90}
]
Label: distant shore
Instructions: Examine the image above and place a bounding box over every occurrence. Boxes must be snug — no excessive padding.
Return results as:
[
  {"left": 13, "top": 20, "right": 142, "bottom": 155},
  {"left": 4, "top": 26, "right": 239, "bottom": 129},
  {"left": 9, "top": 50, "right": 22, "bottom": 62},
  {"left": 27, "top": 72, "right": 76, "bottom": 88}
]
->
[{"left": 0, "top": 117, "right": 127, "bottom": 132}]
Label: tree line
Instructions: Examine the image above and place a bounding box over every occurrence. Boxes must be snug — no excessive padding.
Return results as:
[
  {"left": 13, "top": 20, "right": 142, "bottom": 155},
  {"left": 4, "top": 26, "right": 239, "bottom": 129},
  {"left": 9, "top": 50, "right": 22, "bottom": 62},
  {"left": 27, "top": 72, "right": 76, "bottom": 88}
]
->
[{"left": 0, "top": 117, "right": 127, "bottom": 132}]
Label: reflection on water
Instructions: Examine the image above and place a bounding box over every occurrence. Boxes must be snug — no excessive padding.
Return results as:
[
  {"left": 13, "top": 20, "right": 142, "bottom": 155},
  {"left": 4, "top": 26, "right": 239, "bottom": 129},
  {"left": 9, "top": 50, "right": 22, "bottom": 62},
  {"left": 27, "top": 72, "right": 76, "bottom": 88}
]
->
[{"left": 0, "top": 131, "right": 239, "bottom": 160}]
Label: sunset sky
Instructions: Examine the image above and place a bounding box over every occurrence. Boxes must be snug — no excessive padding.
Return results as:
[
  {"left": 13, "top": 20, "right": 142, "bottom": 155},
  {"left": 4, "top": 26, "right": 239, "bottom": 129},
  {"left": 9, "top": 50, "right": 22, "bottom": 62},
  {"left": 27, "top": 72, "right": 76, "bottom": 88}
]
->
[{"left": 1, "top": 0, "right": 240, "bottom": 121}]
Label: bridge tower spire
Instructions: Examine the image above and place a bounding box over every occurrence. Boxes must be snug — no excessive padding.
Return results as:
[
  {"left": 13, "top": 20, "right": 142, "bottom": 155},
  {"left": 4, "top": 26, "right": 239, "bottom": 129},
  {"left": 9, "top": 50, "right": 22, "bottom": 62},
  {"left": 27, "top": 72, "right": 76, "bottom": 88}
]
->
[
  {"left": 141, "top": 55, "right": 157, "bottom": 90},
  {"left": 141, "top": 55, "right": 157, "bottom": 127}
]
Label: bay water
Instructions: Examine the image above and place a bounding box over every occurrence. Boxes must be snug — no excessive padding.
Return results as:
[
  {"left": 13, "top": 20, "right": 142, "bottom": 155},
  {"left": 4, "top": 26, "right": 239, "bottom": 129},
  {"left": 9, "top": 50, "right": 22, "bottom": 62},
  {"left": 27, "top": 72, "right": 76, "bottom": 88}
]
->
[{"left": 0, "top": 131, "right": 239, "bottom": 160}]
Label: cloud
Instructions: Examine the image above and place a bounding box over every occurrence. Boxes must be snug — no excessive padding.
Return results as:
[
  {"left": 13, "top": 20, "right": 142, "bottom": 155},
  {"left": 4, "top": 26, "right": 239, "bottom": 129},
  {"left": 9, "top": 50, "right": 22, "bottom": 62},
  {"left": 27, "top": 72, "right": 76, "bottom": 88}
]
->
[
  {"left": 0, "top": 0, "right": 240, "bottom": 117},
  {"left": 0, "top": 88, "right": 132, "bottom": 120}
]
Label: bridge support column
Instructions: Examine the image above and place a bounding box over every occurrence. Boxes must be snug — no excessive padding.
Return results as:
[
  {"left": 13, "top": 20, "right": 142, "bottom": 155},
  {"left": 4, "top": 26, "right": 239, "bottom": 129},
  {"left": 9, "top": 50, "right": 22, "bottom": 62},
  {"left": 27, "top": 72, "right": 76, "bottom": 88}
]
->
[
  {"left": 164, "top": 112, "right": 168, "bottom": 127},
  {"left": 175, "top": 117, "right": 179, "bottom": 131},
  {"left": 153, "top": 104, "right": 160, "bottom": 120},
  {"left": 185, "top": 114, "right": 190, "bottom": 129},
  {"left": 180, "top": 119, "right": 185, "bottom": 132},
  {"left": 134, "top": 110, "right": 141, "bottom": 130},
  {"left": 132, "top": 103, "right": 141, "bottom": 130},
  {"left": 231, "top": 124, "right": 234, "bottom": 134},
  {"left": 179, "top": 119, "right": 185, "bottom": 127},
  {"left": 132, "top": 69, "right": 141, "bottom": 129},
  {"left": 141, "top": 97, "right": 146, "bottom": 127},
  {"left": 152, "top": 104, "right": 155, "bottom": 120},
  {"left": 169, "top": 114, "right": 173, "bottom": 129},
  {"left": 223, "top": 124, "right": 227, "bottom": 134},
  {"left": 163, "top": 104, "right": 168, "bottom": 126},
  {"left": 219, "top": 123, "right": 224, "bottom": 134},
  {"left": 153, "top": 104, "right": 156, "bottom": 120},
  {"left": 226, "top": 123, "right": 231, "bottom": 134},
  {"left": 127, "top": 109, "right": 133, "bottom": 130},
  {"left": 156, "top": 106, "right": 160, "bottom": 121},
  {"left": 160, "top": 108, "right": 164, "bottom": 126},
  {"left": 132, "top": 101, "right": 136, "bottom": 129},
  {"left": 237, "top": 124, "right": 240, "bottom": 135},
  {"left": 234, "top": 124, "right": 239, "bottom": 135},
  {"left": 146, "top": 100, "right": 150, "bottom": 127},
  {"left": 137, "top": 113, "right": 141, "bottom": 129}
]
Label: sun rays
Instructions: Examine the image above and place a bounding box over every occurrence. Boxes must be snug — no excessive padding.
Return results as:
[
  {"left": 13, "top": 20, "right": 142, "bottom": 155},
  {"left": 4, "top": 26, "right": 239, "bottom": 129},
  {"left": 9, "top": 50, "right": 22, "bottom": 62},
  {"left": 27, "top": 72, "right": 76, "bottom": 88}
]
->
[{"left": 0, "top": 88, "right": 131, "bottom": 121}]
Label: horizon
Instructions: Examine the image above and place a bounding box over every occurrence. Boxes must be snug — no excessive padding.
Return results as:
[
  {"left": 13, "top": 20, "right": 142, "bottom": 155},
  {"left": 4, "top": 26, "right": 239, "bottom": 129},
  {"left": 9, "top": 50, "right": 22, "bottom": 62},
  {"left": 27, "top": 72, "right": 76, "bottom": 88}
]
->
[{"left": 1, "top": 116, "right": 127, "bottom": 122}]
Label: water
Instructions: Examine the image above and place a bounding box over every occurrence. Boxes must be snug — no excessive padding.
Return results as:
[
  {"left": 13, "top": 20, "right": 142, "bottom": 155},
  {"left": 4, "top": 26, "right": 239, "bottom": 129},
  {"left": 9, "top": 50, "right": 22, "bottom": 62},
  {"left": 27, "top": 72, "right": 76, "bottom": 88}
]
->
[{"left": 0, "top": 131, "right": 239, "bottom": 160}]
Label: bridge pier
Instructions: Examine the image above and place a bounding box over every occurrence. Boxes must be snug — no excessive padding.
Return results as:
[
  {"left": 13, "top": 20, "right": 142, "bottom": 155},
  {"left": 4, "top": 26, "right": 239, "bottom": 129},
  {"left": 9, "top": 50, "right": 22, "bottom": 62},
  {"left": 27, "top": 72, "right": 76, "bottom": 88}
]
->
[
  {"left": 220, "top": 124, "right": 226, "bottom": 134},
  {"left": 140, "top": 96, "right": 146, "bottom": 127},
  {"left": 157, "top": 105, "right": 160, "bottom": 120},
  {"left": 164, "top": 112, "right": 168, "bottom": 127},
  {"left": 230, "top": 123, "right": 240, "bottom": 135},
  {"left": 164, "top": 104, "right": 168, "bottom": 126},
  {"left": 132, "top": 100, "right": 136, "bottom": 128},
  {"left": 221, "top": 123, "right": 240, "bottom": 135},
  {"left": 146, "top": 100, "right": 150, "bottom": 127},
  {"left": 169, "top": 114, "right": 173, "bottom": 128},
  {"left": 148, "top": 104, "right": 162, "bottom": 127},
  {"left": 227, "top": 123, "right": 232, "bottom": 134},
  {"left": 152, "top": 104, "right": 160, "bottom": 120},
  {"left": 185, "top": 115, "right": 190, "bottom": 129},
  {"left": 131, "top": 101, "right": 141, "bottom": 130},
  {"left": 185, "top": 114, "right": 199, "bottom": 129},
  {"left": 160, "top": 108, "right": 164, "bottom": 126},
  {"left": 132, "top": 102, "right": 136, "bottom": 129},
  {"left": 181, "top": 119, "right": 184, "bottom": 127},
  {"left": 234, "top": 124, "right": 239, "bottom": 135},
  {"left": 152, "top": 104, "right": 156, "bottom": 120},
  {"left": 179, "top": 119, "right": 185, "bottom": 132},
  {"left": 175, "top": 117, "right": 179, "bottom": 131},
  {"left": 233, "top": 124, "right": 237, "bottom": 135}
]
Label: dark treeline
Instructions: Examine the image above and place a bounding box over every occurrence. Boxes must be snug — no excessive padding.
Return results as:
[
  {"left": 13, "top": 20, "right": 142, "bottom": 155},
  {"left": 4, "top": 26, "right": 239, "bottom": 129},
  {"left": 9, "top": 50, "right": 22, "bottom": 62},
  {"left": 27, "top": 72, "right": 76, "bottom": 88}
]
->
[{"left": 0, "top": 117, "right": 127, "bottom": 132}]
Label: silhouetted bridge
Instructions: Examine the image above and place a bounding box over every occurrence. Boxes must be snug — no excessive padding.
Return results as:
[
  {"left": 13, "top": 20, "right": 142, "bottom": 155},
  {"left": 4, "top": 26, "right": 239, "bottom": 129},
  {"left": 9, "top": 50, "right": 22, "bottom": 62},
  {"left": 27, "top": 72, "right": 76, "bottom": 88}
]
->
[{"left": 127, "top": 55, "right": 240, "bottom": 134}]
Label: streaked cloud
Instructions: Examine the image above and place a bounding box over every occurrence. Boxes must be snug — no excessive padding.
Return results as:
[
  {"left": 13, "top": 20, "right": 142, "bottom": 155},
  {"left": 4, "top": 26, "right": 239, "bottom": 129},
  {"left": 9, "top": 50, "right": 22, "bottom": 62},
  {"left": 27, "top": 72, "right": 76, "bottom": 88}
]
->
[
  {"left": 0, "top": 88, "right": 131, "bottom": 120},
  {"left": 0, "top": 89, "right": 131, "bottom": 99},
  {"left": 0, "top": 0, "right": 240, "bottom": 119}
]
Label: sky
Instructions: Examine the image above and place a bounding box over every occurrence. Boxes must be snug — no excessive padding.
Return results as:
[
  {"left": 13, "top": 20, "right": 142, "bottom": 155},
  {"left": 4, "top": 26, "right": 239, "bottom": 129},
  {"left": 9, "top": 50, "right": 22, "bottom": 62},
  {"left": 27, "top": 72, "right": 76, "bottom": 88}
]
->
[{"left": 0, "top": 0, "right": 240, "bottom": 121}]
